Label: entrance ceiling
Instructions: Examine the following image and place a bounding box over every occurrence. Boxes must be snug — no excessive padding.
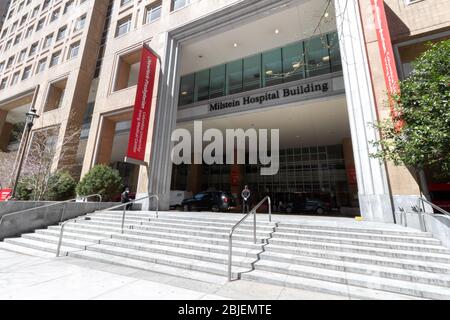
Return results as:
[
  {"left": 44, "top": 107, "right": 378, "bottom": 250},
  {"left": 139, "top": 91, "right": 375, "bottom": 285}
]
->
[
  {"left": 177, "top": 95, "right": 351, "bottom": 148},
  {"left": 180, "top": 0, "right": 336, "bottom": 75}
]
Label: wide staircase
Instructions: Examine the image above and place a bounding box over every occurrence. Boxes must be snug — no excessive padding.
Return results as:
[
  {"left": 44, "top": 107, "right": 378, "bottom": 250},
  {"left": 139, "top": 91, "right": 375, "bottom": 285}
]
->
[{"left": 1, "top": 211, "right": 450, "bottom": 299}]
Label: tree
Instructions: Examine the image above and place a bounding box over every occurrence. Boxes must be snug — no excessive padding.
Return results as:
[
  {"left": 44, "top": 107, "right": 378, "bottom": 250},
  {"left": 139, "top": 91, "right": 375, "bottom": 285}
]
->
[
  {"left": 76, "top": 165, "right": 123, "bottom": 201},
  {"left": 372, "top": 40, "right": 450, "bottom": 194}
]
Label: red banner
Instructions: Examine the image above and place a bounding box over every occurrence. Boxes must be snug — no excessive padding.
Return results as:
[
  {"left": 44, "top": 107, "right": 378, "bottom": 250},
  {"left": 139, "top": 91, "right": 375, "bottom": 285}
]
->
[
  {"left": 126, "top": 44, "right": 158, "bottom": 164},
  {"left": 0, "top": 188, "right": 12, "bottom": 202}
]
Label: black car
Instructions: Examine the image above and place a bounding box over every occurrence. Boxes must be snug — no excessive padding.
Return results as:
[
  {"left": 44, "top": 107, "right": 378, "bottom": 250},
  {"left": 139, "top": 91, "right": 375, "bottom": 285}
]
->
[
  {"left": 181, "top": 191, "right": 236, "bottom": 212},
  {"left": 286, "top": 198, "right": 331, "bottom": 214}
]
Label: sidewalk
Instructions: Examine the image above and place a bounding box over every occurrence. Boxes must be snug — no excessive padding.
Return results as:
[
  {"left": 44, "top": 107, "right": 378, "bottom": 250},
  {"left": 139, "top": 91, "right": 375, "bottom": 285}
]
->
[{"left": 0, "top": 247, "right": 344, "bottom": 300}]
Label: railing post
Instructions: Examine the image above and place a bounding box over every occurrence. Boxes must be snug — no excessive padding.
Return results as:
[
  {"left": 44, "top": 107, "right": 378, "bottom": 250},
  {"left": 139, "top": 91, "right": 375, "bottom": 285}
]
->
[
  {"left": 121, "top": 207, "right": 126, "bottom": 234},
  {"left": 56, "top": 223, "right": 66, "bottom": 257},
  {"left": 253, "top": 210, "right": 257, "bottom": 244},
  {"left": 268, "top": 197, "right": 272, "bottom": 222},
  {"left": 60, "top": 203, "right": 67, "bottom": 223},
  {"left": 228, "top": 235, "right": 232, "bottom": 281}
]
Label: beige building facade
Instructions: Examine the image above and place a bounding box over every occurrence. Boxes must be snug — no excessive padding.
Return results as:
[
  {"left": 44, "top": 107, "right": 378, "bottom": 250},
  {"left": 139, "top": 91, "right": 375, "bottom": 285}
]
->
[{"left": 1, "top": 0, "right": 449, "bottom": 223}]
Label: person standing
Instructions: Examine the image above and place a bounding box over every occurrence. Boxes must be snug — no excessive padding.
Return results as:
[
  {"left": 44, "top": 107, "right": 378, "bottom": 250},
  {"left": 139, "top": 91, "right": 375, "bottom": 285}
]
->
[
  {"left": 121, "top": 187, "right": 132, "bottom": 210},
  {"left": 241, "top": 185, "right": 251, "bottom": 213}
]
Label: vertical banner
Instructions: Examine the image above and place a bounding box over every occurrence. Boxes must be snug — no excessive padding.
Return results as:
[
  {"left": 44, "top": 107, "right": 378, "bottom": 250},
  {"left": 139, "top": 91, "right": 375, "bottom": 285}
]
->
[
  {"left": 125, "top": 44, "right": 158, "bottom": 165},
  {"left": 370, "top": 0, "right": 400, "bottom": 98}
]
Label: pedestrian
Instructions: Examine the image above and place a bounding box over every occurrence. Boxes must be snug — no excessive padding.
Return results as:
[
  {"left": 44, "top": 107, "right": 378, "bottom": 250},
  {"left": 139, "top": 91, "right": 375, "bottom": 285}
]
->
[
  {"left": 121, "top": 187, "right": 132, "bottom": 210},
  {"left": 241, "top": 185, "right": 251, "bottom": 213}
]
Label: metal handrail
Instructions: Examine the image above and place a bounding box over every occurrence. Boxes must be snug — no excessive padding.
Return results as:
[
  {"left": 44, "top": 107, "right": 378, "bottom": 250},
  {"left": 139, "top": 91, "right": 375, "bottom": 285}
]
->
[
  {"left": 228, "top": 196, "right": 271, "bottom": 281},
  {"left": 0, "top": 194, "right": 102, "bottom": 226},
  {"left": 56, "top": 194, "right": 158, "bottom": 257},
  {"left": 418, "top": 197, "right": 450, "bottom": 217}
]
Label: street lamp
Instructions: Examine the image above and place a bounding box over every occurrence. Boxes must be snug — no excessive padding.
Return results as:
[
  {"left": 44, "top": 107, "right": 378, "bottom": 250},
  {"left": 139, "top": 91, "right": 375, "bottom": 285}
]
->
[{"left": 10, "top": 86, "right": 40, "bottom": 199}]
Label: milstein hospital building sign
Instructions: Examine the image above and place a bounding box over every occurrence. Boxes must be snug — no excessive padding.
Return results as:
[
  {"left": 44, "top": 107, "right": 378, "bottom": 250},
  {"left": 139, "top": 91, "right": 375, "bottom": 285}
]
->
[{"left": 209, "top": 81, "right": 330, "bottom": 112}]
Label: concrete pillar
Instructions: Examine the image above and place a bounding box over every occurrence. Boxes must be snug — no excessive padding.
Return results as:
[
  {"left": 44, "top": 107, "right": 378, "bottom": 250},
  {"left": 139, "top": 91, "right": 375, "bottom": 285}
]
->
[
  {"left": 96, "top": 117, "right": 115, "bottom": 165},
  {"left": 187, "top": 163, "right": 202, "bottom": 195},
  {"left": 342, "top": 137, "right": 359, "bottom": 207},
  {"left": 0, "top": 122, "right": 13, "bottom": 151},
  {"left": 334, "top": 0, "right": 395, "bottom": 222}
]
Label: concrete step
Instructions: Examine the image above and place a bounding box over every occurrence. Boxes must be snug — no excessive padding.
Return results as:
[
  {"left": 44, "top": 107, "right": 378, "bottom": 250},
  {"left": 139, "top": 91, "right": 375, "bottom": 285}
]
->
[
  {"left": 240, "top": 270, "right": 423, "bottom": 300},
  {"left": 83, "top": 243, "right": 250, "bottom": 277},
  {"left": 253, "top": 260, "right": 450, "bottom": 299},
  {"left": 86, "top": 215, "right": 276, "bottom": 234},
  {"left": 67, "top": 220, "right": 272, "bottom": 242},
  {"left": 89, "top": 213, "right": 276, "bottom": 231},
  {"left": 259, "top": 251, "right": 450, "bottom": 287},
  {"left": 21, "top": 232, "right": 99, "bottom": 250},
  {"left": 277, "top": 222, "right": 432, "bottom": 237},
  {"left": 263, "top": 244, "right": 450, "bottom": 275},
  {"left": 0, "top": 241, "right": 55, "bottom": 258},
  {"left": 275, "top": 226, "right": 441, "bottom": 244},
  {"left": 68, "top": 250, "right": 228, "bottom": 284},
  {"left": 272, "top": 232, "right": 448, "bottom": 253},
  {"left": 268, "top": 238, "right": 450, "bottom": 263},
  {"left": 38, "top": 228, "right": 262, "bottom": 258},
  {"left": 47, "top": 224, "right": 263, "bottom": 250},
  {"left": 98, "top": 238, "right": 256, "bottom": 268},
  {"left": 4, "top": 237, "right": 84, "bottom": 256}
]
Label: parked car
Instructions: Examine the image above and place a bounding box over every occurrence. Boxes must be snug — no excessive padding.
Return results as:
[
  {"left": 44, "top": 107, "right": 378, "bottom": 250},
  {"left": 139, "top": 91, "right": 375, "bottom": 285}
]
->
[
  {"left": 286, "top": 198, "right": 331, "bottom": 214},
  {"left": 181, "top": 191, "right": 236, "bottom": 212},
  {"left": 170, "top": 190, "right": 193, "bottom": 210}
]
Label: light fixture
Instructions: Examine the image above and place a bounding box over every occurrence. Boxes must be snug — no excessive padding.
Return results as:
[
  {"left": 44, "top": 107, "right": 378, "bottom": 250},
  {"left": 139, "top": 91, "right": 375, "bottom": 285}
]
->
[
  {"left": 265, "top": 70, "right": 273, "bottom": 75},
  {"left": 274, "top": 29, "right": 279, "bottom": 35},
  {"left": 233, "top": 43, "right": 238, "bottom": 48},
  {"left": 292, "top": 62, "right": 301, "bottom": 68},
  {"left": 324, "top": 12, "right": 329, "bottom": 18},
  {"left": 181, "top": 91, "right": 188, "bottom": 95},
  {"left": 322, "top": 56, "right": 330, "bottom": 62},
  {"left": 25, "top": 107, "right": 39, "bottom": 128}
]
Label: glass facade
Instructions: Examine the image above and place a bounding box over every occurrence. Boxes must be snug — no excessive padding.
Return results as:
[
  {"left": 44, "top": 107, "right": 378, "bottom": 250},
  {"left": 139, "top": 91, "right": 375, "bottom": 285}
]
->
[{"left": 178, "top": 32, "right": 341, "bottom": 106}]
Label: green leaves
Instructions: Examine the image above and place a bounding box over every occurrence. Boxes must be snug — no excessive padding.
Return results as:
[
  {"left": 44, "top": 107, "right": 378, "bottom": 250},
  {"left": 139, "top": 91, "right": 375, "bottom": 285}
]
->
[
  {"left": 371, "top": 40, "right": 450, "bottom": 175},
  {"left": 75, "top": 165, "right": 123, "bottom": 202}
]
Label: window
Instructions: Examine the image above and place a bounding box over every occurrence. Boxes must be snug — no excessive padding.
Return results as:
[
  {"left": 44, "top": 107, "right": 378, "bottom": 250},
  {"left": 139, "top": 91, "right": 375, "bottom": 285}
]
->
[
  {"left": 328, "top": 32, "right": 342, "bottom": 72},
  {"left": 172, "top": 0, "right": 191, "bottom": 11},
  {"left": 14, "top": 33, "right": 22, "bottom": 45},
  {"left": 209, "top": 64, "right": 226, "bottom": 99},
  {"left": 194, "top": 69, "right": 210, "bottom": 102},
  {"left": 115, "top": 16, "right": 131, "bottom": 37},
  {"left": 11, "top": 21, "right": 18, "bottom": 32},
  {"left": 19, "top": 14, "right": 27, "bottom": 26},
  {"left": 22, "top": 65, "right": 32, "bottom": 80},
  {"left": 145, "top": 2, "right": 162, "bottom": 24},
  {"left": 6, "top": 56, "right": 15, "bottom": 69},
  {"left": 179, "top": 74, "right": 195, "bottom": 106},
  {"left": 42, "top": 0, "right": 50, "bottom": 11},
  {"left": 1, "top": 29, "right": 7, "bottom": 40},
  {"left": 74, "top": 14, "right": 86, "bottom": 31},
  {"left": 56, "top": 25, "right": 67, "bottom": 41},
  {"left": 0, "top": 62, "right": 4, "bottom": 73},
  {"left": 36, "top": 18, "right": 45, "bottom": 31},
  {"left": 243, "top": 54, "right": 261, "bottom": 91},
  {"left": 226, "top": 60, "right": 243, "bottom": 95},
  {"left": 29, "top": 41, "right": 38, "bottom": 56},
  {"left": 31, "top": 5, "right": 40, "bottom": 18},
  {"left": 50, "top": 8, "right": 60, "bottom": 22},
  {"left": 114, "top": 49, "right": 141, "bottom": 91},
  {"left": 120, "top": 0, "right": 132, "bottom": 6},
  {"left": 25, "top": 25, "right": 34, "bottom": 38},
  {"left": 5, "top": 40, "right": 12, "bottom": 51},
  {"left": 44, "top": 78, "right": 67, "bottom": 111},
  {"left": 49, "top": 51, "right": 61, "bottom": 67},
  {"left": 262, "top": 48, "right": 282, "bottom": 87},
  {"left": 11, "top": 72, "right": 20, "bottom": 85},
  {"left": 63, "top": 0, "right": 74, "bottom": 14},
  {"left": 36, "top": 58, "right": 47, "bottom": 74},
  {"left": 282, "top": 41, "right": 305, "bottom": 82},
  {"left": 43, "top": 33, "right": 53, "bottom": 49},
  {"left": 305, "top": 36, "right": 331, "bottom": 77},
  {"left": 0, "top": 78, "right": 7, "bottom": 91},
  {"left": 17, "top": 49, "right": 27, "bottom": 63},
  {"left": 67, "top": 41, "right": 80, "bottom": 59}
]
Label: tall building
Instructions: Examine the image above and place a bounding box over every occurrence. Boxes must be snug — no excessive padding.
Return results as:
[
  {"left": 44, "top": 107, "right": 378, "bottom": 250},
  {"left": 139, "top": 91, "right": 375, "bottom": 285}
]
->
[
  {"left": 0, "top": 0, "right": 11, "bottom": 31},
  {"left": 0, "top": 0, "right": 449, "bottom": 224}
]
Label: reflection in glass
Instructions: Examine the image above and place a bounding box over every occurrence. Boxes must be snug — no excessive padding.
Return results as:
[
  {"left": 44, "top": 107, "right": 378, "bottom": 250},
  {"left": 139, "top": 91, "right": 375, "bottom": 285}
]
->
[
  {"left": 282, "top": 42, "right": 305, "bottom": 82},
  {"left": 179, "top": 73, "right": 195, "bottom": 106},
  {"left": 305, "top": 36, "right": 331, "bottom": 77},
  {"left": 209, "top": 64, "right": 226, "bottom": 99},
  {"left": 194, "top": 69, "right": 210, "bottom": 102},
  {"left": 263, "top": 48, "right": 283, "bottom": 87},
  {"left": 328, "top": 32, "right": 342, "bottom": 72},
  {"left": 227, "top": 60, "right": 243, "bottom": 95},
  {"left": 243, "top": 54, "right": 261, "bottom": 91}
]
